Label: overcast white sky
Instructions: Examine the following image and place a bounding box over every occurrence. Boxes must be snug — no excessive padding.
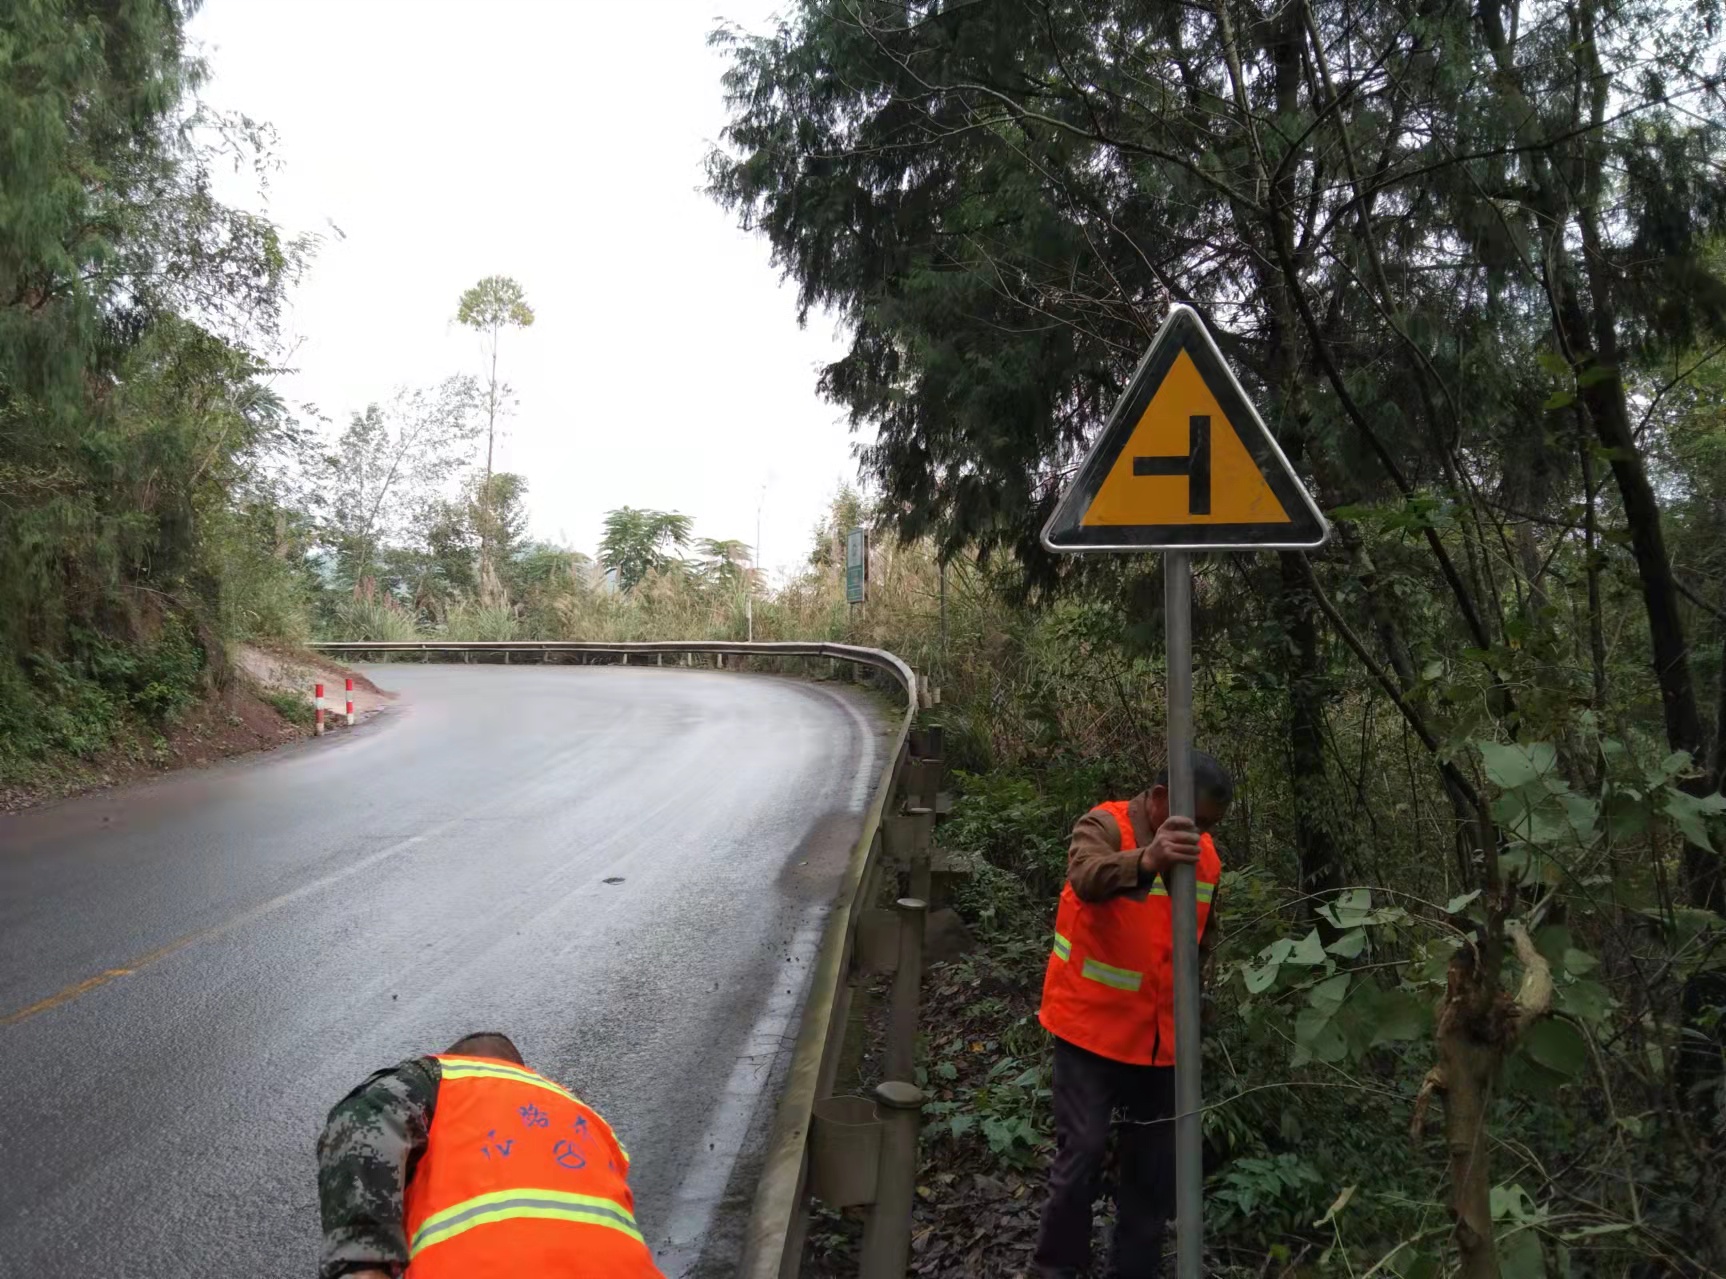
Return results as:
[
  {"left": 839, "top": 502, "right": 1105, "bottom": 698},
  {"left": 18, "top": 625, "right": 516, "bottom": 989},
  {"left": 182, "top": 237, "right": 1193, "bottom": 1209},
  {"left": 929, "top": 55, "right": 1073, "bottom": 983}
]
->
[{"left": 188, "top": 0, "right": 863, "bottom": 578}]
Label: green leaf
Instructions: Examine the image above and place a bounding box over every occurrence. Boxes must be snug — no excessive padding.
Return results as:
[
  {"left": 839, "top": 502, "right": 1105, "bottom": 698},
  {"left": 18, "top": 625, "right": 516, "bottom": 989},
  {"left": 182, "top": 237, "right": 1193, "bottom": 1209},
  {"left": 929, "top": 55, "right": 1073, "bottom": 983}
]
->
[
  {"left": 1445, "top": 889, "right": 1483, "bottom": 915},
  {"left": 1399, "top": 1250, "right": 1439, "bottom": 1279},
  {"left": 1421, "top": 659, "right": 1444, "bottom": 681},
  {"left": 1326, "top": 929, "right": 1366, "bottom": 959},
  {"left": 1553, "top": 979, "right": 1612, "bottom": 1024},
  {"left": 1536, "top": 350, "right": 1571, "bottom": 377},
  {"left": 1561, "top": 948, "right": 1599, "bottom": 977},
  {"left": 1655, "top": 750, "right": 1695, "bottom": 783},
  {"left": 1260, "top": 937, "right": 1295, "bottom": 965},
  {"left": 1293, "top": 1008, "right": 1348, "bottom": 1063},
  {"left": 936, "top": 1060, "right": 958, "bottom": 1081},
  {"left": 1244, "top": 961, "right": 1280, "bottom": 994},
  {"left": 1500, "top": 1227, "right": 1548, "bottom": 1279},
  {"left": 1288, "top": 929, "right": 1328, "bottom": 966},
  {"left": 1308, "top": 972, "right": 1352, "bottom": 1016},
  {"left": 1522, "top": 1018, "right": 1588, "bottom": 1076},
  {"left": 1367, "top": 988, "right": 1430, "bottom": 1046},
  {"left": 1330, "top": 887, "right": 1373, "bottom": 927},
  {"left": 1666, "top": 789, "right": 1724, "bottom": 851},
  {"left": 1563, "top": 793, "right": 1600, "bottom": 840},
  {"left": 1576, "top": 362, "right": 1618, "bottom": 387},
  {"left": 1535, "top": 925, "right": 1573, "bottom": 964},
  {"left": 1543, "top": 389, "right": 1576, "bottom": 411},
  {"left": 1608, "top": 795, "right": 1653, "bottom": 841},
  {"left": 1491, "top": 1182, "right": 1541, "bottom": 1224},
  {"left": 948, "top": 1112, "right": 975, "bottom": 1139},
  {"left": 1011, "top": 1066, "right": 1039, "bottom": 1088},
  {"left": 1479, "top": 741, "right": 1556, "bottom": 790}
]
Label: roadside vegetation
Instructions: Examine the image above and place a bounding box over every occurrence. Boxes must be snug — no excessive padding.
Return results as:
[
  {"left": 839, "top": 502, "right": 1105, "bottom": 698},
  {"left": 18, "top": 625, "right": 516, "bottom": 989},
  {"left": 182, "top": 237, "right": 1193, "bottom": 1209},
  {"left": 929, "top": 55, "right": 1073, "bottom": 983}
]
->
[
  {"left": 699, "top": 2, "right": 1726, "bottom": 1275},
  {"left": 6, "top": 3, "right": 1726, "bottom": 1278}
]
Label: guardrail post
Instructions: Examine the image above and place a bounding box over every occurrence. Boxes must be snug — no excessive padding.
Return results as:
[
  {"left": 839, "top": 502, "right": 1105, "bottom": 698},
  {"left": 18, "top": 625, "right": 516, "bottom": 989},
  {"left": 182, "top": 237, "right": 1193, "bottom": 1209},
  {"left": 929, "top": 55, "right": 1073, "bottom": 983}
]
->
[
  {"left": 858, "top": 1080, "right": 924, "bottom": 1279},
  {"left": 904, "top": 758, "right": 942, "bottom": 811},
  {"left": 883, "top": 898, "right": 925, "bottom": 1084},
  {"left": 913, "top": 723, "right": 944, "bottom": 761},
  {"left": 885, "top": 808, "right": 935, "bottom": 903}
]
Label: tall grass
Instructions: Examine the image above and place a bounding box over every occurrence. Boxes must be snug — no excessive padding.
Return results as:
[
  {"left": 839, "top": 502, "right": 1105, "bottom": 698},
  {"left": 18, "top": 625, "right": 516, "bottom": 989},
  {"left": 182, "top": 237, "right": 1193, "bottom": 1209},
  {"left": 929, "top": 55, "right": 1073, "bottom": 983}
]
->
[
  {"left": 326, "top": 594, "right": 419, "bottom": 643},
  {"left": 443, "top": 603, "right": 519, "bottom": 642}
]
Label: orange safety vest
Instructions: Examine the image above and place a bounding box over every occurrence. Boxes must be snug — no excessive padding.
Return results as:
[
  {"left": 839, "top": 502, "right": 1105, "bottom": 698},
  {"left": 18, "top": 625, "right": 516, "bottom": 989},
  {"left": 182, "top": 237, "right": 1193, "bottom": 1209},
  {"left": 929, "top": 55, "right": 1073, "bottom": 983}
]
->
[
  {"left": 401, "top": 1054, "right": 664, "bottom": 1279},
  {"left": 1038, "top": 800, "right": 1222, "bottom": 1066}
]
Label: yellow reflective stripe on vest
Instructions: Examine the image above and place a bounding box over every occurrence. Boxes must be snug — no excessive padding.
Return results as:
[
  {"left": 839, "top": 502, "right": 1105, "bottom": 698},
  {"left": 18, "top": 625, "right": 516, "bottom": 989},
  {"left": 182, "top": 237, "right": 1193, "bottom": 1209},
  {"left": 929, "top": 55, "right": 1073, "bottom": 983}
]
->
[
  {"left": 1146, "top": 878, "right": 1216, "bottom": 902},
  {"left": 1080, "top": 957, "right": 1143, "bottom": 992},
  {"left": 439, "top": 1061, "right": 583, "bottom": 1107},
  {"left": 410, "top": 1187, "right": 643, "bottom": 1256},
  {"left": 1052, "top": 931, "right": 1072, "bottom": 961}
]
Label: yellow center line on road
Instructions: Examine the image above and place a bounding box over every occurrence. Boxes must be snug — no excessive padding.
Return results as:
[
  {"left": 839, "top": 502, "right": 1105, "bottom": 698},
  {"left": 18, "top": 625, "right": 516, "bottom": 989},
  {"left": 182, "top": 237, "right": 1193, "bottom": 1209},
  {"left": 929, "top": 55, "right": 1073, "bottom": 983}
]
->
[{"left": 2, "top": 829, "right": 435, "bottom": 1028}]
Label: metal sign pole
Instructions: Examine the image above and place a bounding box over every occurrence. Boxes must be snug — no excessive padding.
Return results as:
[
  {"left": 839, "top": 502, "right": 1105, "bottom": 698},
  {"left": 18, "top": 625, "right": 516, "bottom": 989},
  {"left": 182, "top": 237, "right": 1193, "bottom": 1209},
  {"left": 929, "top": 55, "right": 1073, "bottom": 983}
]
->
[
  {"left": 1039, "top": 303, "right": 1330, "bottom": 1279},
  {"left": 1164, "top": 548, "right": 1202, "bottom": 1279}
]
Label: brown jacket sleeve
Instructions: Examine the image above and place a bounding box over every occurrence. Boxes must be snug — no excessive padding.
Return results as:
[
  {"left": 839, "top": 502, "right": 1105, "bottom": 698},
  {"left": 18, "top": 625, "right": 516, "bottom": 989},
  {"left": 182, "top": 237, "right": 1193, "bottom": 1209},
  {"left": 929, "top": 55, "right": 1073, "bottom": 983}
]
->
[{"left": 1066, "top": 808, "right": 1145, "bottom": 902}]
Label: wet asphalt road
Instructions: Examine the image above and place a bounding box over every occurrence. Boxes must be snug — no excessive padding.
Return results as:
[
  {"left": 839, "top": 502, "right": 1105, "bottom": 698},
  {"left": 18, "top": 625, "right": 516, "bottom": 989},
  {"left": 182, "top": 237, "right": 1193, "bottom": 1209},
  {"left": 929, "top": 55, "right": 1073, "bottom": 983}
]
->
[{"left": 0, "top": 664, "right": 887, "bottom": 1278}]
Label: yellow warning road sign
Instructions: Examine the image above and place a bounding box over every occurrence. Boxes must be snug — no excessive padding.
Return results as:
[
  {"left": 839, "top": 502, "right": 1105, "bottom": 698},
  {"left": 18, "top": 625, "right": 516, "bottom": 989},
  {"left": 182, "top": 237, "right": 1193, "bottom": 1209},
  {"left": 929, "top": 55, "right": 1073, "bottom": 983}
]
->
[{"left": 1042, "top": 305, "right": 1328, "bottom": 551}]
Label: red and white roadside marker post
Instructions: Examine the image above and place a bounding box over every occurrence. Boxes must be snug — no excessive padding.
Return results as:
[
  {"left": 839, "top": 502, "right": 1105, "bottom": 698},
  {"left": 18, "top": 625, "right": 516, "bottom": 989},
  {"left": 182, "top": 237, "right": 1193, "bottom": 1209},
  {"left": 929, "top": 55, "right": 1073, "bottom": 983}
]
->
[{"left": 313, "top": 679, "right": 357, "bottom": 736}]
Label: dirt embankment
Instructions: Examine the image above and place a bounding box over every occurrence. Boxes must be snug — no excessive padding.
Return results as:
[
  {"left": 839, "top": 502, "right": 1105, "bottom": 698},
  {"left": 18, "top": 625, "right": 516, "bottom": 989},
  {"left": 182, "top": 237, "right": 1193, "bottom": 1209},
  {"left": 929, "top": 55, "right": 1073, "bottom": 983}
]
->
[
  {"left": 234, "top": 643, "right": 394, "bottom": 720},
  {"left": 0, "top": 644, "right": 393, "bottom": 813}
]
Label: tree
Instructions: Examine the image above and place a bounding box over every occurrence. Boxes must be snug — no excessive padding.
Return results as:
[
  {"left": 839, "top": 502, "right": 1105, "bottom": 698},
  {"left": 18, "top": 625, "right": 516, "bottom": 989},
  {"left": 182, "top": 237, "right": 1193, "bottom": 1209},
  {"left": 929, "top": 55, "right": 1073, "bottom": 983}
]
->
[
  {"left": 695, "top": 538, "right": 753, "bottom": 590},
  {"left": 598, "top": 508, "right": 694, "bottom": 592},
  {"left": 455, "top": 275, "right": 534, "bottom": 603},
  {"left": 324, "top": 376, "right": 483, "bottom": 592},
  {"left": 710, "top": 1, "right": 1726, "bottom": 1270},
  {"left": 0, "top": 0, "right": 309, "bottom": 762}
]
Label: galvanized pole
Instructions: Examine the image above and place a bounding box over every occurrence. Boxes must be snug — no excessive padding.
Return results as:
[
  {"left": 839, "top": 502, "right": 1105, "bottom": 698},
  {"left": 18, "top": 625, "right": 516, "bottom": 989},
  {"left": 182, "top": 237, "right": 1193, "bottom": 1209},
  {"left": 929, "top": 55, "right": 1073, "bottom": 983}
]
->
[
  {"left": 1164, "top": 549, "right": 1202, "bottom": 1279},
  {"left": 938, "top": 558, "right": 947, "bottom": 655}
]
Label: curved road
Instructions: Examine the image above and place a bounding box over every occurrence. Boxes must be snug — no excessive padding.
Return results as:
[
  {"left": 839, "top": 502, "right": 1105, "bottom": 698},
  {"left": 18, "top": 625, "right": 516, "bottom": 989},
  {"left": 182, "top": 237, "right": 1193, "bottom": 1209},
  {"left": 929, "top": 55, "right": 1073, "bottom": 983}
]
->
[{"left": 0, "top": 664, "right": 889, "bottom": 1277}]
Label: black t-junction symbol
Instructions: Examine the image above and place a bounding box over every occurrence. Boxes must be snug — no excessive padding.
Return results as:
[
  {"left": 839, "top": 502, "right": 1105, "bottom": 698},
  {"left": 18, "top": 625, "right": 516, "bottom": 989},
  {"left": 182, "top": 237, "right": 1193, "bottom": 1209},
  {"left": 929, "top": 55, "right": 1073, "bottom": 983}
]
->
[{"left": 1133, "top": 414, "right": 1212, "bottom": 515}]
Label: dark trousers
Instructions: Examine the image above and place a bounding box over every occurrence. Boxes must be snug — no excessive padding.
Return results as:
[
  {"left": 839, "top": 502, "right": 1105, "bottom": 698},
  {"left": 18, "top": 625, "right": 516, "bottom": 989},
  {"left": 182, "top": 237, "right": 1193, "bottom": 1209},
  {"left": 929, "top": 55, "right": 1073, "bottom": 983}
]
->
[{"left": 1034, "top": 1037, "right": 1175, "bottom": 1279}]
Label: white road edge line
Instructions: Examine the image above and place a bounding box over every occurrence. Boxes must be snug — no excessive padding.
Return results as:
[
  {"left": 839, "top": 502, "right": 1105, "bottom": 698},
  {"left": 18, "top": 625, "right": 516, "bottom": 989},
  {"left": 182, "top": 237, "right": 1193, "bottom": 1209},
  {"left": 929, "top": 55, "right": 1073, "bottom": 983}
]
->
[
  {"left": 653, "top": 914, "right": 826, "bottom": 1276},
  {"left": 652, "top": 685, "right": 883, "bottom": 1275}
]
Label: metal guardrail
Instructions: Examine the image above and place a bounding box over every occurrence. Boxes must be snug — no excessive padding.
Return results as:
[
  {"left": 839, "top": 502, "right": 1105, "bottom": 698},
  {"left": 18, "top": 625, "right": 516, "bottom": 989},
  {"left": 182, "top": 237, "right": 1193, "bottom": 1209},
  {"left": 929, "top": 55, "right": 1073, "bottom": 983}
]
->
[{"left": 310, "top": 639, "right": 941, "bottom": 1278}]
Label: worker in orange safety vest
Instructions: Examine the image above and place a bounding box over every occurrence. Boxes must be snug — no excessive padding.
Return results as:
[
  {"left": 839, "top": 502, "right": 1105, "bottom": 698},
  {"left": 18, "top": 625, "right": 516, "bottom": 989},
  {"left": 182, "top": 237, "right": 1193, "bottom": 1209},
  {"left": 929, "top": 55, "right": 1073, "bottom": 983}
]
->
[
  {"left": 1034, "top": 751, "right": 1233, "bottom": 1279},
  {"left": 317, "top": 1031, "right": 664, "bottom": 1279}
]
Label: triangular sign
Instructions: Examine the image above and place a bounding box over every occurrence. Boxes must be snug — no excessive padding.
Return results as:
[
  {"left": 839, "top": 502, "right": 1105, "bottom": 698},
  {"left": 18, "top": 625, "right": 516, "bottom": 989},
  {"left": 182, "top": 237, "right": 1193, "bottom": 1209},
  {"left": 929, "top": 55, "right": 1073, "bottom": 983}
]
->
[{"left": 1042, "top": 305, "right": 1328, "bottom": 552}]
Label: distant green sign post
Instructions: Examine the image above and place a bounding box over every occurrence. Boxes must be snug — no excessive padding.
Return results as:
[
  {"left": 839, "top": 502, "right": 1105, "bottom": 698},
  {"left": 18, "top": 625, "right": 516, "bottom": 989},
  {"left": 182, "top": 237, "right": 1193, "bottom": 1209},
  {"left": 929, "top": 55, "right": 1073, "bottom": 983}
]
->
[{"left": 845, "top": 527, "right": 867, "bottom": 605}]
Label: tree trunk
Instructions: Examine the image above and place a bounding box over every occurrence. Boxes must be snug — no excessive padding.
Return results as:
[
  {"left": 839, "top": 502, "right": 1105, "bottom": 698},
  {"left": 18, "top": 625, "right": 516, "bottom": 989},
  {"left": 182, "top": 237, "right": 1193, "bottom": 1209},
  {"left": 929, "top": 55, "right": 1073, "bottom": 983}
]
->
[
  {"left": 1436, "top": 984, "right": 1502, "bottom": 1279},
  {"left": 479, "top": 322, "right": 500, "bottom": 606},
  {"left": 1580, "top": 428, "right": 1608, "bottom": 721},
  {"left": 1560, "top": 4, "right": 1715, "bottom": 907},
  {"left": 1280, "top": 550, "right": 1343, "bottom": 920},
  {"left": 1415, "top": 926, "right": 1552, "bottom": 1279},
  {"left": 1712, "top": 622, "right": 1726, "bottom": 795},
  {"left": 1560, "top": 281, "right": 1716, "bottom": 908}
]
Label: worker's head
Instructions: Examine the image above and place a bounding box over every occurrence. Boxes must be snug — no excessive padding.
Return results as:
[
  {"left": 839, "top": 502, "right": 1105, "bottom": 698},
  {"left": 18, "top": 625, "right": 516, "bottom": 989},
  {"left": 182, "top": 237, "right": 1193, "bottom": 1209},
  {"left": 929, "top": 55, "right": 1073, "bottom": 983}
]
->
[
  {"left": 1149, "top": 751, "right": 1234, "bottom": 833},
  {"left": 446, "top": 1031, "right": 526, "bottom": 1066}
]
